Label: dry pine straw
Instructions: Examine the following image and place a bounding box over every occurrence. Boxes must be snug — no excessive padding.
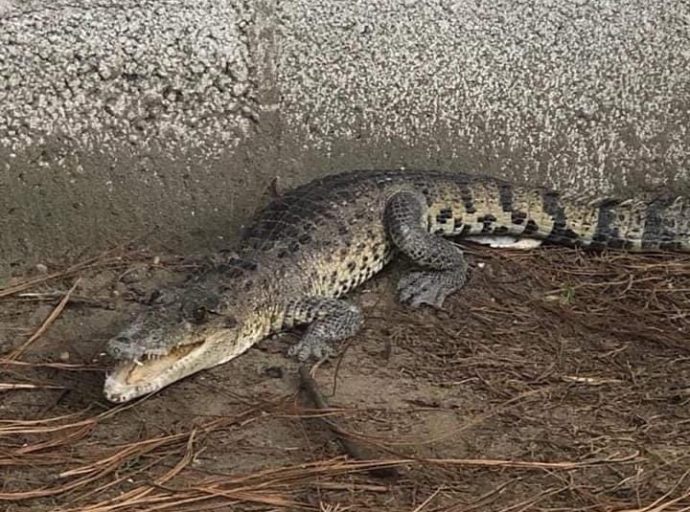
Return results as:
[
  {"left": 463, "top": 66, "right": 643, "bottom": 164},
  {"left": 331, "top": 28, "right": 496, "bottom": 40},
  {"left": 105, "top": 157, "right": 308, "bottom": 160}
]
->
[{"left": 1, "top": 244, "right": 690, "bottom": 511}]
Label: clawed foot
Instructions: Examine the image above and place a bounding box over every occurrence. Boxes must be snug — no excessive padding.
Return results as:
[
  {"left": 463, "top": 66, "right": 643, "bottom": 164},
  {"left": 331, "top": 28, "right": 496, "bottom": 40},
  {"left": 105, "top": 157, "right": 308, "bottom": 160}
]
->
[
  {"left": 288, "top": 336, "right": 336, "bottom": 362},
  {"left": 398, "top": 268, "right": 467, "bottom": 308},
  {"left": 285, "top": 298, "right": 362, "bottom": 362}
]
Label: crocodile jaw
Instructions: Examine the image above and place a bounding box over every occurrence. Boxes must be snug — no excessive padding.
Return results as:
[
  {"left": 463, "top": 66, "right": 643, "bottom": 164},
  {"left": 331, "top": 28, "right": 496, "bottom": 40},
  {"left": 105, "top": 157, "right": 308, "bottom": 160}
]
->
[
  {"left": 103, "top": 331, "right": 245, "bottom": 403},
  {"left": 104, "top": 341, "right": 204, "bottom": 402}
]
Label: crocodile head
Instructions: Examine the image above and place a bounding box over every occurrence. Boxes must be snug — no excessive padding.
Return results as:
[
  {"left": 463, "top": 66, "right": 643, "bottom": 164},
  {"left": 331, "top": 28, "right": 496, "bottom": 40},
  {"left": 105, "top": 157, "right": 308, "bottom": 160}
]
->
[{"left": 103, "top": 280, "right": 260, "bottom": 403}]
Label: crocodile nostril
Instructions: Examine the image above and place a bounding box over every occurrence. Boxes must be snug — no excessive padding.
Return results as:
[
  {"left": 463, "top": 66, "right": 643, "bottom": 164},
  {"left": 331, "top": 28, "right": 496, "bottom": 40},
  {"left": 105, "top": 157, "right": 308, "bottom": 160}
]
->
[{"left": 107, "top": 335, "right": 131, "bottom": 356}]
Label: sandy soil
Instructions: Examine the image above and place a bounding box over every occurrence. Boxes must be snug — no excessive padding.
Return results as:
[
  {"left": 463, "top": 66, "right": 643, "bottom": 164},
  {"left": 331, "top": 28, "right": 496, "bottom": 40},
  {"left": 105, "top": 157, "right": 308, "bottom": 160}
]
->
[{"left": 2, "top": 243, "right": 690, "bottom": 511}]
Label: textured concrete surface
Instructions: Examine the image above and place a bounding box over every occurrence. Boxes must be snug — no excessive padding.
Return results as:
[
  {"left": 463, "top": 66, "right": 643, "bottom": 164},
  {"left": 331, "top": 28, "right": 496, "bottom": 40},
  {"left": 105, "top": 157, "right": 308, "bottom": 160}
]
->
[
  {"left": 0, "top": 0, "right": 274, "bottom": 274},
  {"left": 0, "top": 0, "right": 255, "bottom": 154},
  {"left": 1, "top": 0, "right": 689, "bottom": 271},
  {"left": 277, "top": 0, "right": 690, "bottom": 192}
]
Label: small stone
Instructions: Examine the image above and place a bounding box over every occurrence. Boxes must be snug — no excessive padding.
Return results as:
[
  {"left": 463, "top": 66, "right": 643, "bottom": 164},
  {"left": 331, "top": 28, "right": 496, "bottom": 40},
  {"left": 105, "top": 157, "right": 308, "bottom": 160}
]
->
[
  {"left": 35, "top": 263, "right": 48, "bottom": 274},
  {"left": 113, "top": 282, "right": 128, "bottom": 296},
  {"left": 59, "top": 351, "right": 70, "bottom": 361},
  {"left": 121, "top": 265, "right": 148, "bottom": 284}
]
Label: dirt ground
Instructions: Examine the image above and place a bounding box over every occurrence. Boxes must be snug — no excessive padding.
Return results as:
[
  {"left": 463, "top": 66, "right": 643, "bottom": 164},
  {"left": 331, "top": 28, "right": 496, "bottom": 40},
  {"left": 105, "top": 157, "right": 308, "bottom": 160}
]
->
[{"left": 2, "top": 243, "right": 690, "bottom": 512}]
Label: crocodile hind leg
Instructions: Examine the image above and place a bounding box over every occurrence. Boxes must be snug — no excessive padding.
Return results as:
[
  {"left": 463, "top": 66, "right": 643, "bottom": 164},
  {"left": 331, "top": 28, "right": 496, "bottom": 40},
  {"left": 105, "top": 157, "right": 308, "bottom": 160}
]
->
[
  {"left": 385, "top": 190, "right": 468, "bottom": 308},
  {"left": 287, "top": 298, "right": 363, "bottom": 361}
]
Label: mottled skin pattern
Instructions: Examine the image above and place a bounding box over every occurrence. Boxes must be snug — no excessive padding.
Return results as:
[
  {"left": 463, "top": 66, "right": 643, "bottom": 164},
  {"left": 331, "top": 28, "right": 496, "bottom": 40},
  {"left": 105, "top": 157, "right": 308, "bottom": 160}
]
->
[{"left": 104, "top": 169, "right": 690, "bottom": 402}]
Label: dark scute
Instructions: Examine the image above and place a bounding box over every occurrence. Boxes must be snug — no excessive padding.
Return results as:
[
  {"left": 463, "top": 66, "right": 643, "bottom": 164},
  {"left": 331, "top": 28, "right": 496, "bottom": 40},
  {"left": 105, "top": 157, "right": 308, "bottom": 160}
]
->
[
  {"left": 498, "top": 183, "right": 513, "bottom": 212},
  {"left": 594, "top": 199, "right": 620, "bottom": 241},
  {"left": 511, "top": 211, "right": 527, "bottom": 225},
  {"left": 524, "top": 220, "right": 539, "bottom": 235},
  {"left": 542, "top": 191, "right": 567, "bottom": 234},
  {"left": 643, "top": 196, "right": 678, "bottom": 245},
  {"left": 438, "top": 207, "right": 453, "bottom": 220}
]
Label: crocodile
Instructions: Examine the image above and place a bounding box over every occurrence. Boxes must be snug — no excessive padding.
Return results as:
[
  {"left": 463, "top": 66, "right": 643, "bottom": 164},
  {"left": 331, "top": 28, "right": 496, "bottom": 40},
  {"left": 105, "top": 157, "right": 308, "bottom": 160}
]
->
[{"left": 103, "top": 169, "right": 690, "bottom": 402}]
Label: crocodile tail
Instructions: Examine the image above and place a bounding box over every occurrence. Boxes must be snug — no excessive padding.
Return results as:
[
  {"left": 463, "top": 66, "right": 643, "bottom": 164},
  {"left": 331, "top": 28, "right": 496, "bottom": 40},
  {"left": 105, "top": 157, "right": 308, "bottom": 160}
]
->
[{"left": 547, "top": 194, "right": 690, "bottom": 252}]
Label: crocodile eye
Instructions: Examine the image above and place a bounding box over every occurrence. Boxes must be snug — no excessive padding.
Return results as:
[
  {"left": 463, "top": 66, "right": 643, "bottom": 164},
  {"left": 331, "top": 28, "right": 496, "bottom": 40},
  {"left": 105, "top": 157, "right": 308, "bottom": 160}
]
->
[{"left": 191, "top": 307, "right": 208, "bottom": 324}]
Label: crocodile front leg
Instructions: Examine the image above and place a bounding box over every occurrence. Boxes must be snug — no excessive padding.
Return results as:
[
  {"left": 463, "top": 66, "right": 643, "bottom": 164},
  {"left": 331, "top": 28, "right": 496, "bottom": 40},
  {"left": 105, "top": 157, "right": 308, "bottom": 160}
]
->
[
  {"left": 287, "top": 298, "right": 363, "bottom": 361},
  {"left": 384, "top": 190, "right": 468, "bottom": 308}
]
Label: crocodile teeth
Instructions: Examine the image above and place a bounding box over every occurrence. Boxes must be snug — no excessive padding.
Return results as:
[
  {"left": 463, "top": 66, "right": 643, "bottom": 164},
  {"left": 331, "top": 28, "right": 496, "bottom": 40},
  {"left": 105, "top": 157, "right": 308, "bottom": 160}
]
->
[{"left": 140, "top": 351, "right": 172, "bottom": 361}]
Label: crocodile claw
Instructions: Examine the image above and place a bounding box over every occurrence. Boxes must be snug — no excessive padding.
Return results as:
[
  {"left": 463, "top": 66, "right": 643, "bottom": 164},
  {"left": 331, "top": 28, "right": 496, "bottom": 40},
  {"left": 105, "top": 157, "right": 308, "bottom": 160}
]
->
[
  {"left": 397, "top": 269, "right": 466, "bottom": 309},
  {"left": 288, "top": 336, "right": 336, "bottom": 362}
]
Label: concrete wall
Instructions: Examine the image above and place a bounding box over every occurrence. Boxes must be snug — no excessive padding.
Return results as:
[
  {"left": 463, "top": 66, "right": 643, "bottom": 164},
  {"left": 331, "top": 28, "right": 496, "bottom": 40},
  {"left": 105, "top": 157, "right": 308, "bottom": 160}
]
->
[{"left": 1, "top": 0, "right": 689, "bottom": 272}]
